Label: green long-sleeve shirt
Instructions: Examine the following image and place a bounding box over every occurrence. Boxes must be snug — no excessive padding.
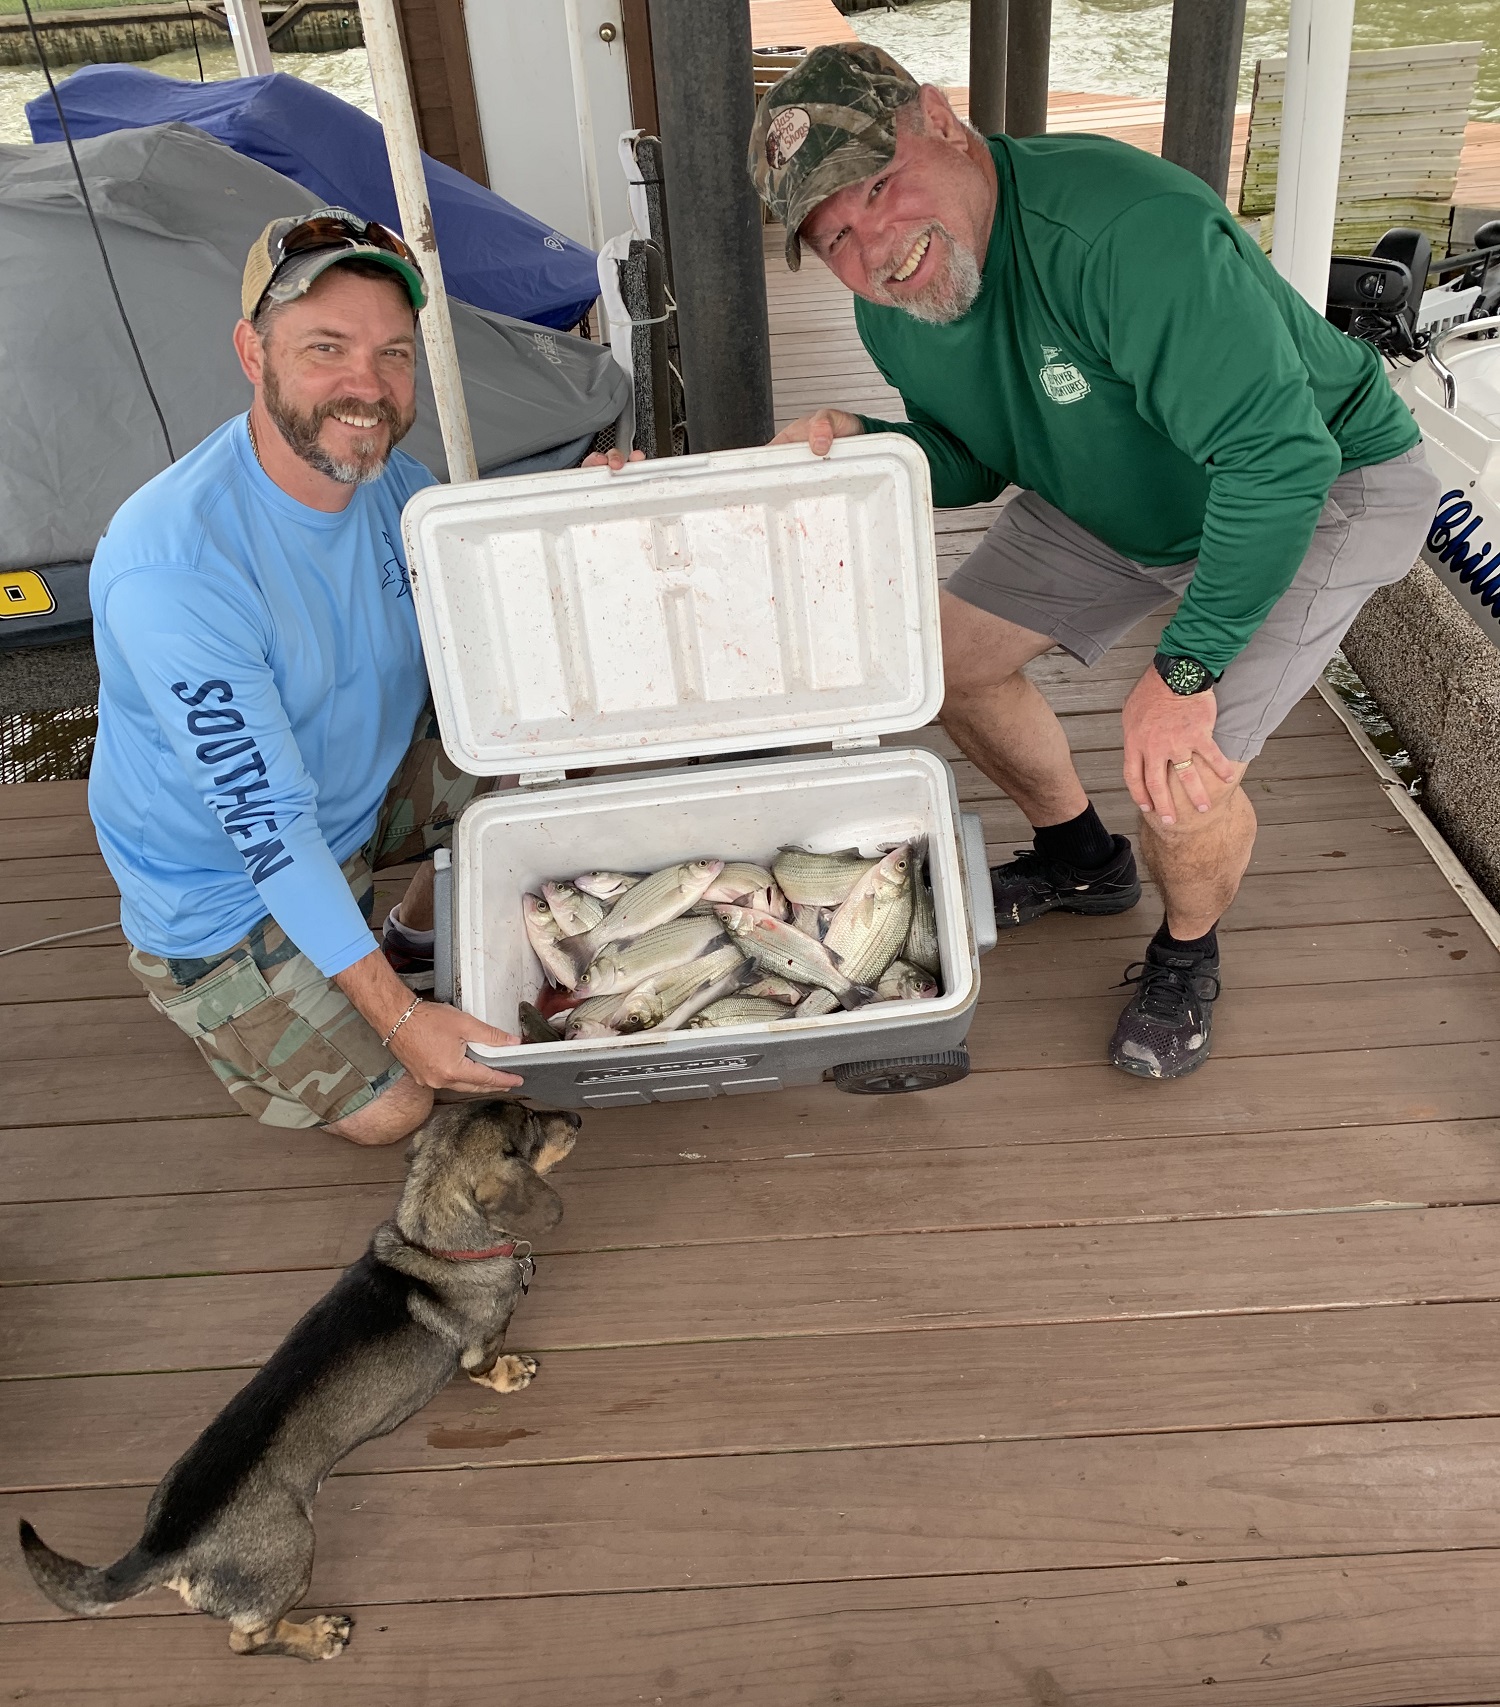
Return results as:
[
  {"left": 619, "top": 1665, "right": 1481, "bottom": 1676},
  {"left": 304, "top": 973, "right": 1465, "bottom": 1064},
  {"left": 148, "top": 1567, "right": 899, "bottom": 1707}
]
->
[{"left": 854, "top": 134, "right": 1420, "bottom": 674}]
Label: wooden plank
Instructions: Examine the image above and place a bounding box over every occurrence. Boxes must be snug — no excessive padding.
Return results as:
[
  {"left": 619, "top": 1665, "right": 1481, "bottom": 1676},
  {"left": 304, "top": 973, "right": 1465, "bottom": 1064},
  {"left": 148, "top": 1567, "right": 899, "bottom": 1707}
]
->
[
  {"left": 0, "top": 945, "right": 142, "bottom": 1004},
  {"left": 5, "top": 1550, "right": 1498, "bottom": 1706},
  {"left": 0, "top": 781, "right": 87, "bottom": 820},
  {"left": 9, "top": 1112, "right": 1500, "bottom": 1285},
  {"left": 7, "top": 1200, "right": 1500, "bottom": 1379},
  {"left": 0, "top": 857, "right": 118, "bottom": 903},
  {"left": 5, "top": 1297, "right": 1496, "bottom": 1491},
  {"left": 2, "top": 817, "right": 102, "bottom": 859},
  {"left": 7, "top": 1417, "right": 1500, "bottom": 1625}
]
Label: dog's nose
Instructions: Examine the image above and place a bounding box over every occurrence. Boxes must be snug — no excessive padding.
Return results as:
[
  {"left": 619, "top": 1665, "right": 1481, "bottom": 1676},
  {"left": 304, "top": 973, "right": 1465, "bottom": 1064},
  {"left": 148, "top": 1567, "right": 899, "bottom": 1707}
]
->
[{"left": 563, "top": 1111, "right": 583, "bottom": 1130}]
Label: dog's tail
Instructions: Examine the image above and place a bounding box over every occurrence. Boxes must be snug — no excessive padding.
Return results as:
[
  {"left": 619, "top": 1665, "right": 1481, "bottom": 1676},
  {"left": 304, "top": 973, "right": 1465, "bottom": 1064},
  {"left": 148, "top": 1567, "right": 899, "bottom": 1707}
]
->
[{"left": 18, "top": 1520, "right": 159, "bottom": 1616}]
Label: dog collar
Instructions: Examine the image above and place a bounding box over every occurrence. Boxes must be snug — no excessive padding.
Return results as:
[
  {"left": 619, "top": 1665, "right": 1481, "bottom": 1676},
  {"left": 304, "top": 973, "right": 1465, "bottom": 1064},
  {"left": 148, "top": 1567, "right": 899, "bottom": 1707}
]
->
[{"left": 421, "top": 1240, "right": 523, "bottom": 1262}]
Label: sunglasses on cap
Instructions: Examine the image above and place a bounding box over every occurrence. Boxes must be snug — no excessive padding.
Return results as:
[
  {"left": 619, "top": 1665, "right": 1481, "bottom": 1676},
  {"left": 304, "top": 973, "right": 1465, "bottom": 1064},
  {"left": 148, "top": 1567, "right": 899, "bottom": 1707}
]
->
[{"left": 271, "top": 207, "right": 420, "bottom": 272}]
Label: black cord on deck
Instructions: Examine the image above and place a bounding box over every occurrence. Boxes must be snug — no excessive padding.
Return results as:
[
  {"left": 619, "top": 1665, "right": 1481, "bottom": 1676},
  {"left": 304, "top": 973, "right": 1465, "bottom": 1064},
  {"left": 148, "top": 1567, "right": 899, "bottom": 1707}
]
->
[{"left": 21, "top": 0, "right": 177, "bottom": 463}]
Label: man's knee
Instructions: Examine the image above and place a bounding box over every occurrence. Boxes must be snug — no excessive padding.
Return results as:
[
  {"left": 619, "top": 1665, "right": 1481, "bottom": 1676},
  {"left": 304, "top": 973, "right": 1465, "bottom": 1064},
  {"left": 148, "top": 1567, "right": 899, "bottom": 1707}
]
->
[
  {"left": 323, "top": 1072, "right": 434, "bottom": 1146},
  {"left": 938, "top": 591, "right": 1051, "bottom": 707},
  {"left": 1141, "top": 766, "right": 1250, "bottom": 842}
]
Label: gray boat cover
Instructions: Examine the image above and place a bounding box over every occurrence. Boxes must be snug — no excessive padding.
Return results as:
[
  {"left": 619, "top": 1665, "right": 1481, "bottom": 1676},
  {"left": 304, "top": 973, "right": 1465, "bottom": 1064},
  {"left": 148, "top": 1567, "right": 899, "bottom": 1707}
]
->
[{"left": 0, "top": 122, "right": 628, "bottom": 573}]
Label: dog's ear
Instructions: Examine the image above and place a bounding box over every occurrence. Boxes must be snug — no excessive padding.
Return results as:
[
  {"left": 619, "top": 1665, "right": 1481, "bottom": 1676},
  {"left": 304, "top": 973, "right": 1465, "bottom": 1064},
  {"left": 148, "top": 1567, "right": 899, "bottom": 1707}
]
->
[
  {"left": 473, "top": 1157, "right": 563, "bottom": 1237},
  {"left": 522, "top": 1110, "right": 582, "bottom": 1176}
]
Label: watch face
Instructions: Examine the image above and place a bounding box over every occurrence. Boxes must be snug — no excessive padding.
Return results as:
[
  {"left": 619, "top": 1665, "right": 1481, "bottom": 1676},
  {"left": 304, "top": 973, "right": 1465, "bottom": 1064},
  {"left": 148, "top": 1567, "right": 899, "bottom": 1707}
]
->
[{"left": 1157, "top": 654, "right": 1213, "bottom": 695}]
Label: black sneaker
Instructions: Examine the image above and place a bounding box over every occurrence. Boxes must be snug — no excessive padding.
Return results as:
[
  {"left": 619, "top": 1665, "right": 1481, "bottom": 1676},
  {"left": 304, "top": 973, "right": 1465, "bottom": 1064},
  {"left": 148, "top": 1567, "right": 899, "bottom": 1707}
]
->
[
  {"left": 990, "top": 834, "right": 1141, "bottom": 929},
  {"left": 381, "top": 916, "right": 436, "bottom": 993},
  {"left": 1108, "top": 941, "right": 1221, "bottom": 1079}
]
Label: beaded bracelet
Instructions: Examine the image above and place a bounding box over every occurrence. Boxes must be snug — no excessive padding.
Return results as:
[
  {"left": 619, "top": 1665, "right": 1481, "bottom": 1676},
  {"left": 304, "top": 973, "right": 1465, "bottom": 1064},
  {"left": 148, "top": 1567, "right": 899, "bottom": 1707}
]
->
[{"left": 381, "top": 994, "right": 422, "bottom": 1048}]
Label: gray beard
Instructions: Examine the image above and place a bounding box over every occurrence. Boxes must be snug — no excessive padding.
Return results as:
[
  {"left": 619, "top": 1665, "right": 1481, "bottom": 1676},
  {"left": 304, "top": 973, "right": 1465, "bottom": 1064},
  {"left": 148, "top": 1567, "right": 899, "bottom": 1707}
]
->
[
  {"left": 871, "top": 226, "right": 983, "bottom": 325},
  {"left": 261, "top": 362, "right": 412, "bottom": 486}
]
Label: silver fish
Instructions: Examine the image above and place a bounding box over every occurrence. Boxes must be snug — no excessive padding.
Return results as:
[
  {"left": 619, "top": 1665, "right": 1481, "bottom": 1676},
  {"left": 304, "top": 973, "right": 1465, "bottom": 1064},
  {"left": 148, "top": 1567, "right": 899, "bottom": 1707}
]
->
[
  {"left": 701, "top": 863, "right": 775, "bottom": 904},
  {"left": 903, "top": 860, "right": 940, "bottom": 977},
  {"left": 687, "top": 996, "right": 792, "bottom": 1029},
  {"left": 794, "top": 988, "right": 839, "bottom": 1019},
  {"left": 773, "top": 846, "right": 877, "bottom": 906},
  {"left": 742, "top": 974, "right": 805, "bottom": 1005},
  {"left": 714, "top": 904, "right": 869, "bottom": 1009},
  {"left": 517, "top": 1001, "right": 562, "bottom": 1044},
  {"left": 657, "top": 966, "right": 748, "bottom": 1032},
  {"left": 876, "top": 958, "right": 939, "bottom": 1002},
  {"left": 791, "top": 903, "right": 824, "bottom": 939},
  {"left": 633, "top": 944, "right": 747, "bottom": 1019},
  {"left": 540, "top": 880, "right": 605, "bottom": 938},
  {"left": 578, "top": 915, "right": 727, "bottom": 997},
  {"left": 573, "top": 871, "right": 645, "bottom": 902},
  {"left": 522, "top": 893, "right": 582, "bottom": 991},
  {"left": 562, "top": 859, "right": 724, "bottom": 972},
  {"left": 822, "top": 844, "right": 914, "bottom": 987},
  {"left": 562, "top": 989, "right": 640, "bottom": 1038}
]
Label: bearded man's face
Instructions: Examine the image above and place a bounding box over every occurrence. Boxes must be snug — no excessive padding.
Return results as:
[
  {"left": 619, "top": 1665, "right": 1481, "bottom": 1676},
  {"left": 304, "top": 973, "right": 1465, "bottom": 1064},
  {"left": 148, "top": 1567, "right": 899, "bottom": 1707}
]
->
[{"left": 257, "top": 269, "right": 418, "bottom": 484}]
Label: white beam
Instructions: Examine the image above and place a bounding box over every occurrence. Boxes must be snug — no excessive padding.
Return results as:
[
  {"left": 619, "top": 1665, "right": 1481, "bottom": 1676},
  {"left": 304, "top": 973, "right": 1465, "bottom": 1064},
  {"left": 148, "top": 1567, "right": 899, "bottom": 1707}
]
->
[
  {"left": 1270, "top": 0, "right": 1354, "bottom": 313},
  {"left": 358, "top": 0, "right": 478, "bottom": 483},
  {"left": 223, "top": 0, "right": 274, "bottom": 76}
]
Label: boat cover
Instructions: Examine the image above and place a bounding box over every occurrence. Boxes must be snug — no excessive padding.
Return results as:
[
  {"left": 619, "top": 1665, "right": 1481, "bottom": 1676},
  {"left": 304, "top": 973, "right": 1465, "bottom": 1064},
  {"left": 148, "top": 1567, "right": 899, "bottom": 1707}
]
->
[
  {"left": 0, "top": 123, "right": 630, "bottom": 577},
  {"left": 27, "top": 64, "right": 599, "bottom": 330}
]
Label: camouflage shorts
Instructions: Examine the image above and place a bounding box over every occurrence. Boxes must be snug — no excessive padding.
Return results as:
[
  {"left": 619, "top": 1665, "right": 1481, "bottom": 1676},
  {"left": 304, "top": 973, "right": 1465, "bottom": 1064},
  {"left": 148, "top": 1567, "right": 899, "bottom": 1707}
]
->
[{"left": 129, "top": 707, "right": 488, "bottom": 1130}]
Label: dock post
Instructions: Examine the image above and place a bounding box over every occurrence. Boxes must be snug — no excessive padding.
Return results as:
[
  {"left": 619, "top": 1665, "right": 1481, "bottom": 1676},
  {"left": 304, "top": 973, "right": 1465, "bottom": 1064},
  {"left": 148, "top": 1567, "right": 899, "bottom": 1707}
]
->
[
  {"left": 224, "top": 0, "right": 273, "bottom": 75},
  {"left": 1270, "top": 0, "right": 1354, "bottom": 313},
  {"left": 1161, "top": 0, "right": 1247, "bottom": 201},
  {"left": 1004, "top": 0, "right": 1050, "bottom": 138},
  {"left": 968, "top": 0, "right": 1008, "bottom": 136},
  {"left": 646, "top": 0, "right": 774, "bottom": 451},
  {"left": 358, "top": 0, "right": 478, "bottom": 482}
]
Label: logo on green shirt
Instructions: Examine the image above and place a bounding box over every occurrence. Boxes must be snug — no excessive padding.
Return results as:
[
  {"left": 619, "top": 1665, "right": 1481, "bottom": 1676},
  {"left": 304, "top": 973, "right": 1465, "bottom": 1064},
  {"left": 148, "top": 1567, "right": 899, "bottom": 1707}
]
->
[{"left": 1039, "top": 346, "right": 1090, "bottom": 406}]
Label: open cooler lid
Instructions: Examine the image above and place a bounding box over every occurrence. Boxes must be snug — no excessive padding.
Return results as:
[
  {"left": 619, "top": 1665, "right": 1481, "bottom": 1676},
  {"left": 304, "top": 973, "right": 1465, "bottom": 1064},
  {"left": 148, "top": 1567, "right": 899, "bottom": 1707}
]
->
[{"left": 400, "top": 437, "right": 941, "bottom": 776}]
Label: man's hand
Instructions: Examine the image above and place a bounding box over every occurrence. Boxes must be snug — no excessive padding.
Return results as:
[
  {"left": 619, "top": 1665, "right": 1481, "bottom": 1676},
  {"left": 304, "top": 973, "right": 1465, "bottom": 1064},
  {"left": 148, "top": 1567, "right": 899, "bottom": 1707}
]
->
[
  {"left": 1121, "top": 666, "right": 1237, "bottom": 826},
  {"left": 388, "top": 1000, "right": 526, "bottom": 1095},
  {"left": 334, "top": 948, "right": 523, "bottom": 1094},
  {"left": 582, "top": 447, "right": 646, "bottom": 471},
  {"left": 770, "top": 408, "right": 865, "bottom": 456}
]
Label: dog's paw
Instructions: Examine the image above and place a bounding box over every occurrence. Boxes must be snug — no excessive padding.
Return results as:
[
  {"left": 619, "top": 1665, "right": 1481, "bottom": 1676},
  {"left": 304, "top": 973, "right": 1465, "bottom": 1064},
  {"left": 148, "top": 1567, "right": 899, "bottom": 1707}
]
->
[
  {"left": 307, "top": 1613, "right": 354, "bottom": 1660},
  {"left": 471, "top": 1352, "right": 540, "bottom": 1393}
]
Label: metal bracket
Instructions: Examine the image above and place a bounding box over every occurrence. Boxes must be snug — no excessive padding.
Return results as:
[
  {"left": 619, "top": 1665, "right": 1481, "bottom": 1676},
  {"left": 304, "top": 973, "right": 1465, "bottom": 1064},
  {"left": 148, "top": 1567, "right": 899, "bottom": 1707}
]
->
[
  {"left": 830, "top": 735, "right": 880, "bottom": 751},
  {"left": 517, "top": 769, "right": 567, "bottom": 788},
  {"left": 433, "top": 847, "right": 455, "bottom": 1005}
]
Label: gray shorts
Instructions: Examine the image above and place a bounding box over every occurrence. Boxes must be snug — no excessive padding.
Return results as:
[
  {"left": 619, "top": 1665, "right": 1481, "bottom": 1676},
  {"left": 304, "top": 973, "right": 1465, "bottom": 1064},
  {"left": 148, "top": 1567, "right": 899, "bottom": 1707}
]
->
[{"left": 946, "top": 445, "right": 1440, "bottom": 761}]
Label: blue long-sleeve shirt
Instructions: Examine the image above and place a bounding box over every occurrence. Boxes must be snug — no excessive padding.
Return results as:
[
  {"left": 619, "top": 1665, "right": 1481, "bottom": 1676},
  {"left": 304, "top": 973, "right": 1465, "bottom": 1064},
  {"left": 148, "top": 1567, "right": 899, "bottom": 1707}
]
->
[{"left": 88, "top": 416, "right": 437, "bottom": 977}]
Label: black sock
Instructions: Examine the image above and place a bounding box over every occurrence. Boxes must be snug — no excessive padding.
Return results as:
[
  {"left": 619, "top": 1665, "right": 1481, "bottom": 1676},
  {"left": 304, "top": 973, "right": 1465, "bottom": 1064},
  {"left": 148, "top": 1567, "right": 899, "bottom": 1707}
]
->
[
  {"left": 1153, "top": 918, "right": 1219, "bottom": 959},
  {"left": 1033, "top": 803, "right": 1116, "bottom": 872}
]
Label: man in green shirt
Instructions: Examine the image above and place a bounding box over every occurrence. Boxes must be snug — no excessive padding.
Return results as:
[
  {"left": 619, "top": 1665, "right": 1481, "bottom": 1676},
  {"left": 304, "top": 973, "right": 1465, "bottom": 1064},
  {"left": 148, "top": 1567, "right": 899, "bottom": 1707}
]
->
[{"left": 749, "top": 43, "right": 1437, "bottom": 1079}]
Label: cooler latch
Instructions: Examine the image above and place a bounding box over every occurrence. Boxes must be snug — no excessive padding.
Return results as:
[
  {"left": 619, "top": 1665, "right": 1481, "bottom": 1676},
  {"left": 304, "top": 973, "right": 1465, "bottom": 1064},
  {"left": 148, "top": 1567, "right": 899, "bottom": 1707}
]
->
[
  {"left": 517, "top": 769, "right": 567, "bottom": 788},
  {"left": 830, "top": 735, "right": 880, "bottom": 751}
]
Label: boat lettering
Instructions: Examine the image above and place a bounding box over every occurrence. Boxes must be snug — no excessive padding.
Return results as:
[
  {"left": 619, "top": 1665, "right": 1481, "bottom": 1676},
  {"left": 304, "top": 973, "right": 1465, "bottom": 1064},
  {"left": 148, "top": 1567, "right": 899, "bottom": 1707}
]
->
[{"left": 1427, "top": 490, "right": 1500, "bottom": 609}]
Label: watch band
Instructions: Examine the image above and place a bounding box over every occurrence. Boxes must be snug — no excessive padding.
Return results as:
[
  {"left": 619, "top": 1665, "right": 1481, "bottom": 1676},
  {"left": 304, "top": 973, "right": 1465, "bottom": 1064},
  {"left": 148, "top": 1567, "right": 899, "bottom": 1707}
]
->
[{"left": 1153, "top": 651, "right": 1219, "bottom": 696}]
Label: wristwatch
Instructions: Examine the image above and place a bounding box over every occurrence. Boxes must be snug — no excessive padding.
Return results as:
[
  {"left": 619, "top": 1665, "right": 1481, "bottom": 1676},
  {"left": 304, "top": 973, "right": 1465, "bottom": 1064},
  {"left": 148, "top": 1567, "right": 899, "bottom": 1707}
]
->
[{"left": 1152, "top": 651, "right": 1220, "bottom": 696}]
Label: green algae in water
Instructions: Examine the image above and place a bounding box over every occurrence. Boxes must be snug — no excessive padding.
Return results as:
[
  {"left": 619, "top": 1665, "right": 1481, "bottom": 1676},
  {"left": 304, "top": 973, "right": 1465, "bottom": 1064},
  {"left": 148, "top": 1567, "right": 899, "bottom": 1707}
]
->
[{"left": 1323, "top": 650, "right": 1423, "bottom": 795}]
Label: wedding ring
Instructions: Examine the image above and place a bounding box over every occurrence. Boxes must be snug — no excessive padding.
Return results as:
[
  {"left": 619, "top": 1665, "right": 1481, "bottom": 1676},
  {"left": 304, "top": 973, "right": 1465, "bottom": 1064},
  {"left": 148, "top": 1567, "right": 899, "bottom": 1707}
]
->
[{"left": 1171, "top": 759, "right": 1195, "bottom": 772}]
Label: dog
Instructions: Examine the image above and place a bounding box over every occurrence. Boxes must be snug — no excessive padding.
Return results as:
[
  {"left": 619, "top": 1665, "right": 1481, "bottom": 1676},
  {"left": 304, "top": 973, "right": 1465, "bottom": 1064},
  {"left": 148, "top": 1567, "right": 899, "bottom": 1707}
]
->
[{"left": 19, "top": 1099, "right": 579, "bottom": 1661}]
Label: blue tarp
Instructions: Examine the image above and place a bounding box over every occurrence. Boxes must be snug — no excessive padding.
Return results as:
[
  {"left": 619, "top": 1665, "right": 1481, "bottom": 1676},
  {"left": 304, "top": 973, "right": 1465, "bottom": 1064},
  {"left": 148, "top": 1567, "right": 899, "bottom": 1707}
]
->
[{"left": 27, "top": 65, "right": 599, "bottom": 330}]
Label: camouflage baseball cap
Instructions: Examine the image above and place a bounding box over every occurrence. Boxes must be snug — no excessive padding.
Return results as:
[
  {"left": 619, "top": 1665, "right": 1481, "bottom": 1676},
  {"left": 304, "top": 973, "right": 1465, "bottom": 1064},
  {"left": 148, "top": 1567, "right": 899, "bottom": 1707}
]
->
[{"left": 748, "top": 42, "right": 920, "bottom": 271}]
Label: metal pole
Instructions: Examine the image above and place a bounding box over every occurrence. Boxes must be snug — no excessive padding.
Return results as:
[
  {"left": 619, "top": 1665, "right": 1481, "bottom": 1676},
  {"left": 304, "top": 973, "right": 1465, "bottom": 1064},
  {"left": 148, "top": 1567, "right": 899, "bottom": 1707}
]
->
[
  {"left": 1161, "top": 0, "right": 1247, "bottom": 200},
  {"left": 563, "top": 0, "right": 607, "bottom": 251},
  {"left": 223, "top": 0, "right": 273, "bottom": 75},
  {"left": 357, "top": 0, "right": 478, "bottom": 482},
  {"left": 968, "top": 0, "right": 1008, "bottom": 136},
  {"left": 649, "top": 0, "right": 774, "bottom": 451},
  {"left": 1004, "top": 0, "right": 1050, "bottom": 138},
  {"left": 1270, "top": 0, "right": 1354, "bottom": 313}
]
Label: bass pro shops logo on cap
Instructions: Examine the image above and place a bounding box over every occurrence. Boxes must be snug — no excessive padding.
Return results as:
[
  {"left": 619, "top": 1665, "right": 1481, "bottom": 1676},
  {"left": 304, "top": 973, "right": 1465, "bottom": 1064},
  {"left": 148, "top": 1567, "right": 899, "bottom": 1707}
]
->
[
  {"left": 1039, "top": 346, "right": 1091, "bottom": 406},
  {"left": 765, "top": 107, "right": 812, "bottom": 169}
]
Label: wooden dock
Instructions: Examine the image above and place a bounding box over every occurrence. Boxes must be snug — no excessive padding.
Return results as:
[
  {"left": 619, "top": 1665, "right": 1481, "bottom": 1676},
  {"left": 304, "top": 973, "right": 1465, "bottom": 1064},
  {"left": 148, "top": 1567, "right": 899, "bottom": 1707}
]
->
[{"left": 7, "top": 227, "right": 1500, "bottom": 1705}]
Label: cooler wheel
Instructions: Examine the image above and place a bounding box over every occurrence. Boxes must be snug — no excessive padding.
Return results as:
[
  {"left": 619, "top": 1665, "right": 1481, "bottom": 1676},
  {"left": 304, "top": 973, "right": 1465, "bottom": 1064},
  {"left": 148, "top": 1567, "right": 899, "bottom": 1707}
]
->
[{"left": 833, "top": 1049, "right": 970, "bottom": 1095}]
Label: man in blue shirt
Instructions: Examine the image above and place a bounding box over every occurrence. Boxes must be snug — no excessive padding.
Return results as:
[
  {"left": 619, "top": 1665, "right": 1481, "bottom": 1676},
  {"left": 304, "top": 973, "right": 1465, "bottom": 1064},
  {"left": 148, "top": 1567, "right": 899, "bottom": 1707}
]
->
[{"left": 89, "top": 209, "right": 525, "bottom": 1143}]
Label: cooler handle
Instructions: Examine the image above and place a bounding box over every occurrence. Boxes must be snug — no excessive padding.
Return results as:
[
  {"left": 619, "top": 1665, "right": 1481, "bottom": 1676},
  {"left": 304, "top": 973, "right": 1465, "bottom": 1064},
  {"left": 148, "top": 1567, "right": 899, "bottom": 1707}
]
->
[
  {"left": 433, "top": 846, "right": 454, "bottom": 1005},
  {"left": 960, "top": 811, "right": 997, "bottom": 957}
]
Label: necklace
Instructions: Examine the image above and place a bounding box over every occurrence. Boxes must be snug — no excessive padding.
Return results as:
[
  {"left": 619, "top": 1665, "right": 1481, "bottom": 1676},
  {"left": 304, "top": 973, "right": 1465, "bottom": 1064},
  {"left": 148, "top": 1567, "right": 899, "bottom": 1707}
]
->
[{"left": 247, "top": 414, "right": 267, "bottom": 474}]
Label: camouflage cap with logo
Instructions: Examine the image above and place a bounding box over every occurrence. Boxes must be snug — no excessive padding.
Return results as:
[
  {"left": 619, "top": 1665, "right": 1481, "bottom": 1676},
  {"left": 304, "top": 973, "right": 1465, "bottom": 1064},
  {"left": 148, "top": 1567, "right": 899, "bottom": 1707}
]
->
[{"left": 748, "top": 42, "right": 920, "bottom": 272}]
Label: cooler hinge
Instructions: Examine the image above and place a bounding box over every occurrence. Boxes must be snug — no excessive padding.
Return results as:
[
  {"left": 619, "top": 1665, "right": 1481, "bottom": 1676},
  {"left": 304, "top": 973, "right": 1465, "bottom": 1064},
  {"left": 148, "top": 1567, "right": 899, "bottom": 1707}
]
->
[
  {"left": 830, "top": 735, "right": 880, "bottom": 751},
  {"left": 517, "top": 769, "right": 568, "bottom": 788}
]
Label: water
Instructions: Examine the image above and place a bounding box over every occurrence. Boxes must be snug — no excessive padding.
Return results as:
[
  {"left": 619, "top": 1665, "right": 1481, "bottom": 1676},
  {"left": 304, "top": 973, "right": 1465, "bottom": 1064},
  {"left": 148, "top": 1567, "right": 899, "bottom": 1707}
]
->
[
  {"left": 0, "top": 41, "right": 376, "bottom": 147},
  {"left": 852, "top": 0, "right": 1500, "bottom": 120}
]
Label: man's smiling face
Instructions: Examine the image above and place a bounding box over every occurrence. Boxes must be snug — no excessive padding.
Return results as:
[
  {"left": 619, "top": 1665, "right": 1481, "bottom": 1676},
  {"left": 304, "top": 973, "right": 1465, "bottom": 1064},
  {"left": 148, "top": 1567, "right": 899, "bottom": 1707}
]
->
[
  {"left": 255, "top": 267, "right": 418, "bottom": 485},
  {"left": 799, "top": 86, "right": 996, "bottom": 325}
]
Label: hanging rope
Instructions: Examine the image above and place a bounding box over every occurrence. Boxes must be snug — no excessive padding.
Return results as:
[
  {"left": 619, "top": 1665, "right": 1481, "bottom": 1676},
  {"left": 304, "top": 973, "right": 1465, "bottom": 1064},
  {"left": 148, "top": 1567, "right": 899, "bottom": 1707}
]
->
[{"left": 20, "top": 0, "right": 177, "bottom": 463}]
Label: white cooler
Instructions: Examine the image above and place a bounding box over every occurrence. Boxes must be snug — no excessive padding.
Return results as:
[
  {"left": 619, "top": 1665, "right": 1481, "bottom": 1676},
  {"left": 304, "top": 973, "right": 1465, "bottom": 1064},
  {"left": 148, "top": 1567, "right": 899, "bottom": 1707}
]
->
[{"left": 403, "top": 437, "right": 997, "bottom": 1109}]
